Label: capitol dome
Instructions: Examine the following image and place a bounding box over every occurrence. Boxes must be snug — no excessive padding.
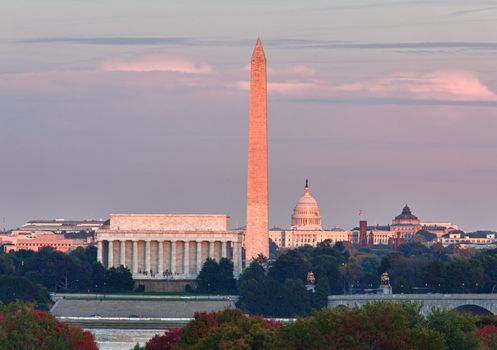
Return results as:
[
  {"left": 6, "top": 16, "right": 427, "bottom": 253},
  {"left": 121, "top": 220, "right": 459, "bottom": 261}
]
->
[{"left": 291, "top": 180, "right": 323, "bottom": 230}]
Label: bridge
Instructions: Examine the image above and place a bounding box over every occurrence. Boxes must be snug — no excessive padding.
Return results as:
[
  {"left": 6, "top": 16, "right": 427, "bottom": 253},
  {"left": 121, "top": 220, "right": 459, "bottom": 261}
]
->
[{"left": 328, "top": 294, "right": 497, "bottom": 316}]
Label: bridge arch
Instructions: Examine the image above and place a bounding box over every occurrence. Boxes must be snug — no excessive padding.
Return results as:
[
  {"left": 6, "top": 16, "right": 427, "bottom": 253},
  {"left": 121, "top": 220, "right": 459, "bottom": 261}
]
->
[{"left": 452, "top": 304, "right": 493, "bottom": 316}]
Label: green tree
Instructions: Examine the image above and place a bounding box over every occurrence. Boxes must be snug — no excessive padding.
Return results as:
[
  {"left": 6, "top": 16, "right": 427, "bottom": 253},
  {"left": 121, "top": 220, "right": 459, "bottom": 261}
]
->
[
  {"left": 427, "top": 309, "right": 480, "bottom": 350},
  {"left": 0, "top": 254, "right": 14, "bottom": 274},
  {"left": 283, "top": 278, "right": 310, "bottom": 316},
  {"left": 196, "top": 258, "right": 220, "bottom": 293},
  {"left": 176, "top": 308, "right": 275, "bottom": 350},
  {"left": 91, "top": 262, "right": 106, "bottom": 291},
  {"left": 239, "top": 260, "right": 266, "bottom": 284},
  {"left": 0, "top": 275, "right": 50, "bottom": 310},
  {"left": 444, "top": 259, "right": 485, "bottom": 293},
  {"left": 275, "top": 302, "right": 445, "bottom": 350},
  {"left": 217, "top": 258, "right": 236, "bottom": 293},
  {"left": 269, "top": 250, "right": 310, "bottom": 283},
  {"left": 105, "top": 265, "right": 134, "bottom": 292},
  {"left": 196, "top": 258, "right": 236, "bottom": 294},
  {"left": 313, "top": 274, "right": 330, "bottom": 309}
]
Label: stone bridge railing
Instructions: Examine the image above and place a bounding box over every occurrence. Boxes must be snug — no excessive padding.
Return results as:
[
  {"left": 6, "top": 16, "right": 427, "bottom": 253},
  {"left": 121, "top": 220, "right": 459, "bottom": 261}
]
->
[{"left": 328, "top": 294, "right": 497, "bottom": 316}]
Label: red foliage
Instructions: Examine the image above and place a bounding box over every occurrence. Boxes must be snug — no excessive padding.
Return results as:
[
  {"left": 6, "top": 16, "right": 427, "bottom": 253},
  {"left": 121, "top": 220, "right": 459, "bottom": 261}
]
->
[
  {"left": 0, "top": 305, "right": 98, "bottom": 350},
  {"left": 477, "top": 325, "right": 497, "bottom": 338},
  {"left": 66, "top": 326, "right": 99, "bottom": 350},
  {"left": 264, "top": 319, "right": 283, "bottom": 331},
  {"left": 146, "top": 328, "right": 183, "bottom": 350}
]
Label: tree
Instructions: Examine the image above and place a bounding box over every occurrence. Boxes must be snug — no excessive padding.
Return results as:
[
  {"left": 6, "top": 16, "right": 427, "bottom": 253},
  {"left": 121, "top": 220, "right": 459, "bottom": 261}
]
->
[
  {"left": 269, "top": 250, "right": 310, "bottom": 283},
  {"left": 144, "top": 328, "right": 182, "bottom": 350},
  {"left": 239, "top": 260, "right": 266, "bottom": 284},
  {"left": 275, "top": 302, "right": 445, "bottom": 350},
  {"left": 69, "top": 246, "right": 97, "bottom": 272},
  {"left": 0, "top": 254, "right": 14, "bottom": 274},
  {"left": 283, "top": 278, "right": 310, "bottom": 316},
  {"left": 0, "top": 301, "right": 98, "bottom": 350},
  {"left": 310, "top": 254, "right": 342, "bottom": 293},
  {"left": 105, "top": 265, "right": 134, "bottom": 292},
  {"left": 196, "top": 258, "right": 236, "bottom": 294},
  {"left": 399, "top": 242, "right": 430, "bottom": 257},
  {"left": 175, "top": 309, "right": 275, "bottom": 350},
  {"left": 313, "top": 274, "right": 330, "bottom": 309},
  {"left": 444, "top": 259, "right": 484, "bottom": 293},
  {"left": 91, "top": 262, "right": 106, "bottom": 291},
  {"left": 427, "top": 309, "right": 480, "bottom": 350},
  {"left": 0, "top": 275, "right": 50, "bottom": 310},
  {"left": 217, "top": 258, "right": 236, "bottom": 294}
]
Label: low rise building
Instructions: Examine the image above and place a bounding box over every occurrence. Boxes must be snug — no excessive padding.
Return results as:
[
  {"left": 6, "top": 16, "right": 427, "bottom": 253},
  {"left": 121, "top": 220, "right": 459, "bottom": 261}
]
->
[
  {"left": 20, "top": 219, "right": 104, "bottom": 233},
  {"left": 0, "top": 232, "right": 87, "bottom": 252},
  {"left": 351, "top": 225, "right": 394, "bottom": 246},
  {"left": 437, "top": 231, "right": 497, "bottom": 247},
  {"left": 420, "top": 221, "right": 459, "bottom": 237}
]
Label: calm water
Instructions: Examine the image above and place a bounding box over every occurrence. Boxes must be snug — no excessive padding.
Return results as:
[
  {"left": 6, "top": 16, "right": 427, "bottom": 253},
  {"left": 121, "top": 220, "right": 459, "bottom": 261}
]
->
[{"left": 87, "top": 328, "right": 163, "bottom": 350}]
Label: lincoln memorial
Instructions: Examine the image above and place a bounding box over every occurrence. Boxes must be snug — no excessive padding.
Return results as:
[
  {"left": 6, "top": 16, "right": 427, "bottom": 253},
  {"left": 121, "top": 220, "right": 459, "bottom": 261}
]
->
[{"left": 96, "top": 214, "right": 244, "bottom": 285}]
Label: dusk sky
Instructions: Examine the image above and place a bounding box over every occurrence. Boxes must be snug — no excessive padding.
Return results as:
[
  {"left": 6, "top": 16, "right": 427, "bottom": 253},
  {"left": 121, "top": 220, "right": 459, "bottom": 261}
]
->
[{"left": 1, "top": 0, "right": 497, "bottom": 231}]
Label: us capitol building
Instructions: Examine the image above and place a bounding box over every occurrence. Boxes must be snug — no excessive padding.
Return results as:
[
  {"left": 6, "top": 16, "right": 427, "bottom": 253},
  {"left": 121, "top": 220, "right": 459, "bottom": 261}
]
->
[{"left": 269, "top": 181, "right": 351, "bottom": 248}]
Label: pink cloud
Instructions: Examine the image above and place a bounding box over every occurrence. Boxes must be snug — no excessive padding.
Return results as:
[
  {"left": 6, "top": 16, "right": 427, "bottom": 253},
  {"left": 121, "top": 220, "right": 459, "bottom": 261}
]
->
[
  {"left": 100, "top": 55, "right": 213, "bottom": 74},
  {"left": 335, "top": 70, "right": 497, "bottom": 101}
]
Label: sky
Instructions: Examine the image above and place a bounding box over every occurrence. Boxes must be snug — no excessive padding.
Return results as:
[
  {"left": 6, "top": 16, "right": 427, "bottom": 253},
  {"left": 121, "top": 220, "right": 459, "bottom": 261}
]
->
[{"left": 1, "top": 0, "right": 497, "bottom": 231}]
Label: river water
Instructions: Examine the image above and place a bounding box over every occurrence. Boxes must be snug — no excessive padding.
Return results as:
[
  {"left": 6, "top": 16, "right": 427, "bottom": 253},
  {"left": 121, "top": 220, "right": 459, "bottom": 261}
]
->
[{"left": 87, "top": 328, "right": 164, "bottom": 350}]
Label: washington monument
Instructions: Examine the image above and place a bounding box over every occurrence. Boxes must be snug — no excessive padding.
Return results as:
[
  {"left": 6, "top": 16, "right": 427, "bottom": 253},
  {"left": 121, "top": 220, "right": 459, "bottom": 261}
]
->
[{"left": 245, "top": 38, "right": 269, "bottom": 260}]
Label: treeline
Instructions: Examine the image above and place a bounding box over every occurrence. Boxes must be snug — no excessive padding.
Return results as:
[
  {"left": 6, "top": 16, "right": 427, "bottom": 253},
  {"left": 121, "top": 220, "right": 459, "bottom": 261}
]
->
[
  {"left": 378, "top": 242, "right": 497, "bottom": 293},
  {"left": 0, "top": 246, "right": 134, "bottom": 309},
  {"left": 197, "top": 241, "right": 497, "bottom": 317},
  {"left": 133, "top": 302, "right": 497, "bottom": 350}
]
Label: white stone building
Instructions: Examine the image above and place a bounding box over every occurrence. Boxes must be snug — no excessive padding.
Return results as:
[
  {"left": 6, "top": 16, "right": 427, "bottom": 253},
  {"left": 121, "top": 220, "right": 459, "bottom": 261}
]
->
[
  {"left": 97, "top": 214, "right": 244, "bottom": 280},
  {"left": 269, "top": 181, "right": 352, "bottom": 248}
]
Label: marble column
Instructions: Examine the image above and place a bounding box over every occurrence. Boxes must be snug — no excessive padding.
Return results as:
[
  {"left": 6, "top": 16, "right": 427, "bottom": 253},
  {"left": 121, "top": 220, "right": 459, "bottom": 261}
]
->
[
  {"left": 208, "top": 241, "right": 214, "bottom": 259},
  {"left": 132, "top": 241, "right": 138, "bottom": 274},
  {"left": 120, "top": 240, "right": 126, "bottom": 267},
  {"left": 183, "top": 241, "right": 190, "bottom": 275},
  {"left": 97, "top": 241, "right": 103, "bottom": 263},
  {"left": 221, "top": 241, "right": 227, "bottom": 258},
  {"left": 196, "top": 241, "right": 202, "bottom": 273},
  {"left": 171, "top": 241, "right": 177, "bottom": 274},
  {"left": 233, "top": 241, "right": 242, "bottom": 276},
  {"left": 108, "top": 240, "right": 113, "bottom": 268},
  {"left": 145, "top": 241, "right": 151, "bottom": 274},
  {"left": 158, "top": 241, "right": 164, "bottom": 275}
]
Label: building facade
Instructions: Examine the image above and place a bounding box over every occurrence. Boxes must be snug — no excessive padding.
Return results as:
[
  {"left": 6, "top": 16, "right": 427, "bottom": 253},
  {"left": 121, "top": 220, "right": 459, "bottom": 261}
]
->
[
  {"left": 437, "top": 231, "right": 497, "bottom": 247},
  {"left": 390, "top": 205, "right": 422, "bottom": 241},
  {"left": 269, "top": 182, "right": 352, "bottom": 248},
  {"left": 96, "top": 214, "right": 244, "bottom": 280},
  {"left": 0, "top": 232, "right": 87, "bottom": 252},
  {"left": 20, "top": 219, "right": 104, "bottom": 233}
]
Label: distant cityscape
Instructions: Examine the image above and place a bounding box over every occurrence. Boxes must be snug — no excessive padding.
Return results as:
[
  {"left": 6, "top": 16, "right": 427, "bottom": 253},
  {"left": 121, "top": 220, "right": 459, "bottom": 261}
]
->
[{"left": 2, "top": 192, "right": 496, "bottom": 259}]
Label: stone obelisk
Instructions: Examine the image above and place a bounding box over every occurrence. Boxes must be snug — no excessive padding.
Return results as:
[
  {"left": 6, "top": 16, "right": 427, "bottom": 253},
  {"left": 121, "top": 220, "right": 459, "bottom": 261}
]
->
[{"left": 245, "top": 38, "right": 269, "bottom": 261}]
